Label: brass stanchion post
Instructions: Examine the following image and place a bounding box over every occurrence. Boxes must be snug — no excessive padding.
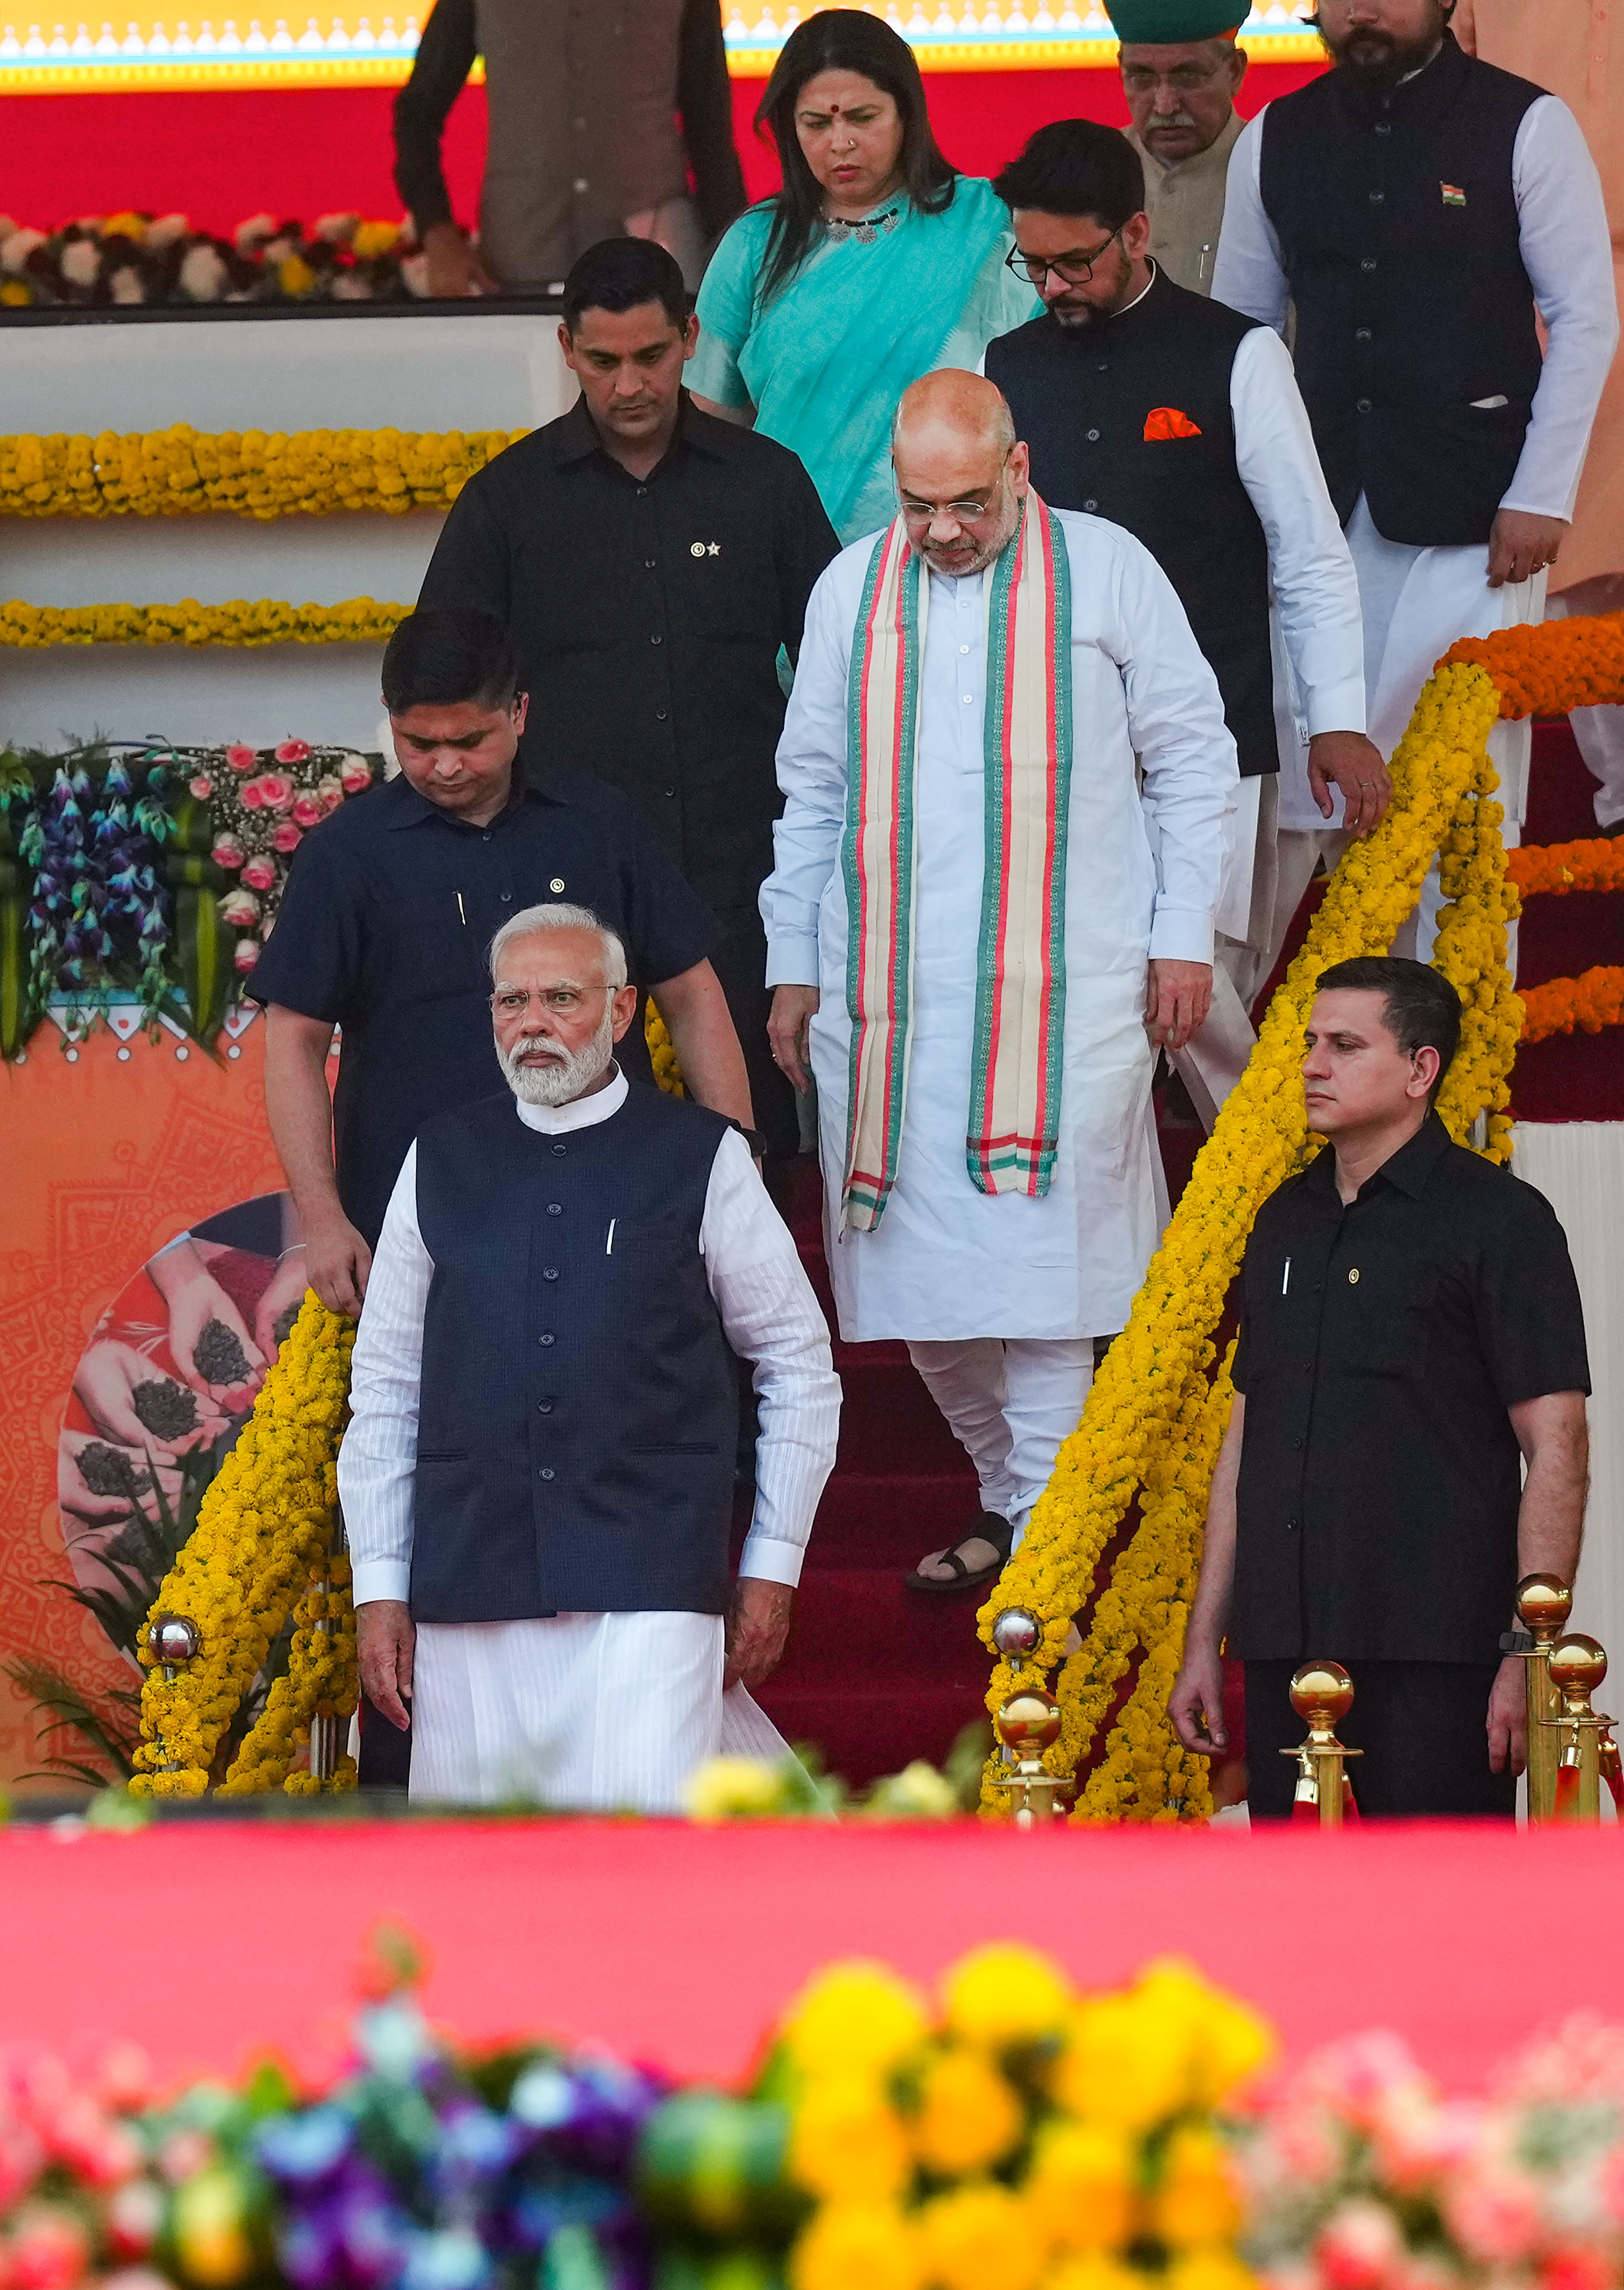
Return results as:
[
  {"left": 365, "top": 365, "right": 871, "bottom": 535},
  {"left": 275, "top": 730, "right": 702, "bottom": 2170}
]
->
[
  {"left": 1546, "top": 1634, "right": 1611, "bottom": 1822},
  {"left": 146, "top": 1615, "right": 200, "bottom": 1779},
  {"left": 988, "top": 1608, "right": 1068, "bottom": 1827},
  {"left": 307, "top": 1503, "right": 348, "bottom": 1784},
  {"left": 1514, "top": 1573, "right": 1572, "bottom": 1823},
  {"left": 1282, "top": 1661, "right": 1361, "bottom": 1828}
]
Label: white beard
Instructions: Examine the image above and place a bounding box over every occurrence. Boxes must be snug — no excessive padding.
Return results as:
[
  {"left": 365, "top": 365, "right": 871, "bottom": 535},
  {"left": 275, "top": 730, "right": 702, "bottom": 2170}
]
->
[{"left": 499, "top": 1006, "right": 616, "bottom": 1107}]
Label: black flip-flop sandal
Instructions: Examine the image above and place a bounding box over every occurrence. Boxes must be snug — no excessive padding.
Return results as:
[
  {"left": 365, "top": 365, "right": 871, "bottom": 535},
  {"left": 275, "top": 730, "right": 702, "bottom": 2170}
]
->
[{"left": 904, "top": 1510, "right": 1014, "bottom": 1594}]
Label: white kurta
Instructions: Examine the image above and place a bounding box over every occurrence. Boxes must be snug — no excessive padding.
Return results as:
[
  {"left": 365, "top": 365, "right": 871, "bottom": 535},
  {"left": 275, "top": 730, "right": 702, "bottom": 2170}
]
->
[
  {"left": 762, "top": 510, "right": 1238, "bottom": 1344},
  {"left": 1215, "top": 84, "right": 1619, "bottom": 833}
]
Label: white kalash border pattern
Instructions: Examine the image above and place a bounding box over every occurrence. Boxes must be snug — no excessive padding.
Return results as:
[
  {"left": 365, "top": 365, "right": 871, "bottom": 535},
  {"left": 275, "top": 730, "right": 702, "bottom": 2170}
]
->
[{"left": 0, "top": 2, "right": 1319, "bottom": 92}]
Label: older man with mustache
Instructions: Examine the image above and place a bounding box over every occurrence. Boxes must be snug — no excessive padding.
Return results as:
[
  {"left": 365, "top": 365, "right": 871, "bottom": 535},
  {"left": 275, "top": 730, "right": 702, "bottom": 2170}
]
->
[
  {"left": 339, "top": 904, "right": 840, "bottom": 1809},
  {"left": 1110, "top": 0, "right": 1252, "bottom": 295}
]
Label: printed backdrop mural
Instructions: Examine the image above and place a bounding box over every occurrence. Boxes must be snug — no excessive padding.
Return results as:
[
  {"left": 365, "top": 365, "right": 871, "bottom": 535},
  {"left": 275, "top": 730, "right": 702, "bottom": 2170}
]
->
[{"left": 0, "top": 1017, "right": 286, "bottom": 1790}]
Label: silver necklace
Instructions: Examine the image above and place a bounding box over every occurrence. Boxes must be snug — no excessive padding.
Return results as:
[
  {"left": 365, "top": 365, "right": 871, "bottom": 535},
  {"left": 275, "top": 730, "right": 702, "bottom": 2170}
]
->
[{"left": 823, "top": 205, "right": 901, "bottom": 245}]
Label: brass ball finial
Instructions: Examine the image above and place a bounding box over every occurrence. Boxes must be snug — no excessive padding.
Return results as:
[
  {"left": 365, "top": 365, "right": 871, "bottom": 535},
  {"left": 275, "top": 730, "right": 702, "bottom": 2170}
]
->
[
  {"left": 991, "top": 1608, "right": 1043, "bottom": 1662},
  {"left": 148, "top": 1614, "right": 200, "bottom": 1667},
  {"left": 1290, "top": 1661, "right": 1355, "bottom": 1729},
  {"left": 995, "top": 1686, "right": 1062, "bottom": 1758},
  {"left": 1549, "top": 1634, "right": 1608, "bottom": 1702},
  {"left": 1516, "top": 1574, "right": 1573, "bottom": 1643}
]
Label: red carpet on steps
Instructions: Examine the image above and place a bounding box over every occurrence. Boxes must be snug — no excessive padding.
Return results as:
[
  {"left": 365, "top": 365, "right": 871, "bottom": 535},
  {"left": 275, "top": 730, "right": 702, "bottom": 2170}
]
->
[{"left": 751, "top": 720, "right": 1623, "bottom": 1788}]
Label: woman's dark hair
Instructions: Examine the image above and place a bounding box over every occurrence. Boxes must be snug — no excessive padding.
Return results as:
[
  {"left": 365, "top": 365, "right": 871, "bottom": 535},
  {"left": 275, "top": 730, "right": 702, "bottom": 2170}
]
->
[
  {"left": 1314, "top": 955, "right": 1462, "bottom": 1103},
  {"left": 754, "top": 9, "right": 956, "bottom": 302},
  {"left": 993, "top": 121, "right": 1146, "bottom": 233},
  {"left": 381, "top": 607, "right": 517, "bottom": 715},
  {"left": 561, "top": 236, "right": 690, "bottom": 334}
]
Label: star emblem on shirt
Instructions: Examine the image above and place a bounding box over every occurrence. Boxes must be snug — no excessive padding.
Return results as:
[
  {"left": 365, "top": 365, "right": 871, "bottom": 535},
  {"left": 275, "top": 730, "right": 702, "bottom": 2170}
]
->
[{"left": 691, "top": 540, "right": 721, "bottom": 557}]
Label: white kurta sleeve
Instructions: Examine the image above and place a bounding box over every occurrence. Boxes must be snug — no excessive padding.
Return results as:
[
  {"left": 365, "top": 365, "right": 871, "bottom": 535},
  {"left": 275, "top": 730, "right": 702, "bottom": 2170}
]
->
[
  {"left": 1230, "top": 327, "right": 1367, "bottom": 737},
  {"left": 337, "top": 1144, "right": 430, "bottom": 1605},
  {"left": 1210, "top": 111, "right": 1288, "bottom": 332},
  {"left": 1107, "top": 534, "right": 1239, "bottom": 965},
  {"left": 762, "top": 561, "right": 854, "bottom": 989},
  {"left": 1500, "top": 95, "right": 1619, "bottom": 523},
  {"left": 699, "top": 1132, "right": 841, "bottom": 1588}
]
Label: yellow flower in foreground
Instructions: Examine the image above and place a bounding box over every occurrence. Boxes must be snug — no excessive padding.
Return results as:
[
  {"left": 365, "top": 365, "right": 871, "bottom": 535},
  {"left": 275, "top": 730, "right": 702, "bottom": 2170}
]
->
[
  {"left": 910, "top": 2044, "right": 1024, "bottom": 2176},
  {"left": 940, "top": 1942, "right": 1072, "bottom": 2049},
  {"left": 780, "top": 1961, "right": 930, "bottom": 2082},
  {"left": 915, "top": 2184, "right": 1040, "bottom": 2290},
  {"left": 1047, "top": 2256, "right": 1147, "bottom": 2290},
  {"left": 1025, "top": 2121, "right": 1136, "bottom": 2251},
  {"left": 1138, "top": 1959, "right": 1274, "bottom": 2110},
  {"left": 680, "top": 1756, "right": 785, "bottom": 1823},
  {"left": 1152, "top": 2125, "right": 1243, "bottom": 2248},
  {"left": 788, "top": 2075, "right": 911, "bottom": 2203},
  {"left": 789, "top": 2202, "right": 920, "bottom": 2290},
  {"left": 1054, "top": 1992, "right": 1190, "bottom": 2130},
  {"left": 1165, "top": 2248, "right": 1261, "bottom": 2290}
]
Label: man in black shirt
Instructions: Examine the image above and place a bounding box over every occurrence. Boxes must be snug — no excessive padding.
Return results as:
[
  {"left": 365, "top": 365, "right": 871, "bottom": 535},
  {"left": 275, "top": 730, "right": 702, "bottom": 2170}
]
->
[
  {"left": 1169, "top": 956, "right": 1590, "bottom": 1817},
  {"left": 418, "top": 237, "right": 840, "bottom": 1156},
  {"left": 251, "top": 606, "right": 751, "bottom": 1308}
]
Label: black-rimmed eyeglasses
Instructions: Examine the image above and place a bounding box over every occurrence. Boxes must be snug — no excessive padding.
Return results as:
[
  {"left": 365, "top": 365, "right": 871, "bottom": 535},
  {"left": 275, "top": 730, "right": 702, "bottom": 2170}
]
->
[{"left": 1005, "top": 226, "right": 1125, "bottom": 289}]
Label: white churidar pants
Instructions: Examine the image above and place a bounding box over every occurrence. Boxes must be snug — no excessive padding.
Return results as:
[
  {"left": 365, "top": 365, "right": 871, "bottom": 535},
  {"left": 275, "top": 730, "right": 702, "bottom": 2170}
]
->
[
  {"left": 907, "top": 1337, "right": 1094, "bottom": 1549},
  {"left": 1546, "top": 591, "right": 1624, "bottom": 829},
  {"left": 410, "top": 1610, "right": 739, "bottom": 1811}
]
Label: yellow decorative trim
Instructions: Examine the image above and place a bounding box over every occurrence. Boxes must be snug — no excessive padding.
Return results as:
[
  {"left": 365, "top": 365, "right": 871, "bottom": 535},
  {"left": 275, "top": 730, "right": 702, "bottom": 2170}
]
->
[
  {"left": 724, "top": 27, "right": 1320, "bottom": 72},
  {"left": 0, "top": 427, "right": 525, "bottom": 521},
  {"left": 0, "top": 596, "right": 406, "bottom": 645}
]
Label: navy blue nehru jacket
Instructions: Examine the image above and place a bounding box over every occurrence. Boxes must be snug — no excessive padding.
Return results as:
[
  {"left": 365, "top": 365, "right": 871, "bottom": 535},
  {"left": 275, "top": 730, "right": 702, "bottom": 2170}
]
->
[{"left": 246, "top": 769, "right": 718, "bottom": 1249}]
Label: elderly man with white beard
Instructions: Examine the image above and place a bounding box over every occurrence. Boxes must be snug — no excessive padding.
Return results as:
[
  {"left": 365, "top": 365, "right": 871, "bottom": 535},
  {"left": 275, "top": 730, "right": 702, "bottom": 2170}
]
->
[{"left": 338, "top": 903, "right": 840, "bottom": 1809}]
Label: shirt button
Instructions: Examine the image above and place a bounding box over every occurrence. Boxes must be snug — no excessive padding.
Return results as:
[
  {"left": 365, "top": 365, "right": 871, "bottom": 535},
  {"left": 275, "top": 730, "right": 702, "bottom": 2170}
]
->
[
  {"left": 1368, "top": 189, "right": 1385, "bottom": 205},
  {"left": 539, "top": 1468, "right": 556, "bottom": 1481},
  {"left": 573, "top": 177, "right": 588, "bottom": 193},
  {"left": 482, "top": 832, "right": 492, "bottom": 843},
  {"left": 547, "top": 1204, "right": 562, "bottom": 1217},
  {"left": 656, "top": 708, "right": 669, "bottom": 722},
  {"left": 1285, "top": 1518, "right": 1299, "bottom": 1533},
  {"left": 543, "top": 1268, "right": 559, "bottom": 1281},
  {"left": 663, "top": 786, "right": 677, "bottom": 798},
  {"left": 1361, "top": 257, "right": 1377, "bottom": 273},
  {"left": 1293, "top": 1437, "right": 1303, "bottom": 1451},
  {"left": 1348, "top": 1267, "right": 1361, "bottom": 1283},
  {"left": 500, "top": 890, "right": 511, "bottom": 902},
  {"left": 1095, "top": 361, "right": 1107, "bottom": 373},
  {"left": 539, "top": 1333, "right": 555, "bottom": 1345},
  {"left": 537, "top": 1399, "right": 554, "bottom": 1413},
  {"left": 650, "top": 633, "right": 662, "bottom": 645},
  {"left": 636, "top": 485, "right": 648, "bottom": 496},
  {"left": 1086, "top": 427, "right": 1101, "bottom": 442},
  {"left": 961, "top": 694, "right": 973, "bottom": 705},
  {"left": 1356, "top": 397, "right": 1373, "bottom": 413},
  {"left": 645, "top": 557, "right": 656, "bottom": 569},
  {"left": 959, "top": 643, "right": 970, "bottom": 655},
  {"left": 1083, "top": 498, "right": 1098, "bottom": 511},
  {"left": 1375, "top": 120, "right": 1391, "bottom": 135},
  {"left": 1355, "top": 326, "right": 1373, "bottom": 343},
  {"left": 551, "top": 1142, "right": 567, "bottom": 1155}
]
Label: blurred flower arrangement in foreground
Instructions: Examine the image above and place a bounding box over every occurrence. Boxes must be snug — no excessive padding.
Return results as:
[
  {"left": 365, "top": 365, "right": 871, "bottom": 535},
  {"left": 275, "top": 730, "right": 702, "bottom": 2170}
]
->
[
  {"left": 7, "top": 1924, "right": 1624, "bottom": 2290},
  {"left": 0, "top": 211, "right": 429, "bottom": 310}
]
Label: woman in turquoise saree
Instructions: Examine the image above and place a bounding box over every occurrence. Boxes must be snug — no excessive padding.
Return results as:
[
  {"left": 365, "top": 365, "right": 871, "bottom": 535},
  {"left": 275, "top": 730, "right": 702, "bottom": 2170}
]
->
[{"left": 689, "top": 10, "right": 1038, "bottom": 544}]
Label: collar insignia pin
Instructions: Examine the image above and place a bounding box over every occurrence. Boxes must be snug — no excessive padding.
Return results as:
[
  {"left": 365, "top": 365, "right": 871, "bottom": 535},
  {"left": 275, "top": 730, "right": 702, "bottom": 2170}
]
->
[
  {"left": 707, "top": 541, "right": 720, "bottom": 556},
  {"left": 690, "top": 541, "right": 706, "bottom": 556},
  {"left": 550, "top": 878, "right": 565, "bottom": 894}
]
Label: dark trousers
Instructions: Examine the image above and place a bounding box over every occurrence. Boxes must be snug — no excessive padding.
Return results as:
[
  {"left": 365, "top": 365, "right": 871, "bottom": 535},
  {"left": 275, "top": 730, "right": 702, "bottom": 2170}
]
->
[
  {"left": 358, "top": 1697, "right": 412, "bottom": 1788},
  {"left": 707, "top": 900, "right": 799, "bottom": 1158},
  {"left": 1244, "top": 1659, "right": 1516, "bottom": 1820}
]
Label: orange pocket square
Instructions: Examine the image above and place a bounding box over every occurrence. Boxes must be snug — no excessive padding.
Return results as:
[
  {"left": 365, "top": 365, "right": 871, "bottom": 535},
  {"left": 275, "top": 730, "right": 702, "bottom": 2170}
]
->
[{"left": 1143, "top": 406, "right": 1203, "bottom": 441}]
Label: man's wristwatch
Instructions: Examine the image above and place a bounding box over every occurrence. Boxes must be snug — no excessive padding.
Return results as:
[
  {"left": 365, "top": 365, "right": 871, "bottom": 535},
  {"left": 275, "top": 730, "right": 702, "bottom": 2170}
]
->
[{"left": 724, "top": 1118, "right": 771, "bottom": 1159}]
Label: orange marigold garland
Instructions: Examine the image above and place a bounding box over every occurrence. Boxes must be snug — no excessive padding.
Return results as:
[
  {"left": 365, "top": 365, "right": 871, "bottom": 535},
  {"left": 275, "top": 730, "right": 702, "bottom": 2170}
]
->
[
  {"left": 1521, "top": 965, "right": 1624, "bottom": 1045},
  {"left": 1442, "top": 607, "right": 1624, "bottom": 720},
  {"left": 1506, "top": 838, "right": 1624, "bottom": 898}
]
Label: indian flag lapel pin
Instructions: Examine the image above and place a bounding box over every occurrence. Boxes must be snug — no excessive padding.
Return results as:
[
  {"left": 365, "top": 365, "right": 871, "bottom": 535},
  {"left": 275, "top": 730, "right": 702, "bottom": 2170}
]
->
[{"left": 1441, "top": 182, "right": 1467, "bottom": 206}]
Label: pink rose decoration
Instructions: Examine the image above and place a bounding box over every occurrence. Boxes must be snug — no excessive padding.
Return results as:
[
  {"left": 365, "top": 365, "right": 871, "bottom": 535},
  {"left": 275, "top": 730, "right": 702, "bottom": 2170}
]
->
[
  {"left": 317, "top": 773, "right": 345, "bottom": 814},
  {"left": 339, "top": 754, "right": 373, "bottom": 795},
  {"left": 188, "top": 774, "right": 214, "bottom": 800},
  {"left": 274, "top": 738, "right": 312, "bottom": 764},
  {"left": 291, "top": 793, "right": 324, "bottom": 829},
  {"left": 270, "top": 821, "right": 303, "bottom": 854},
  {"left": 239, "top": 779, "right": 266, "bottom": 811},
  {"left": 225, "top": 742, "right": 257, "bottom": 774},
  {"left": 257, "top": 772, "right": 295, "bottom": 812},
  {"left": 233, "top": 937, "right": 262, "bottom": 973},
  {"left": 210, "top": 835, "right": 246, "bottom": 870},
  {"left": 220, "top": 889, "right": 261, "bottom": 928},
  {"left": 241, "top": 856, "right": 277, "bottom": 892}
]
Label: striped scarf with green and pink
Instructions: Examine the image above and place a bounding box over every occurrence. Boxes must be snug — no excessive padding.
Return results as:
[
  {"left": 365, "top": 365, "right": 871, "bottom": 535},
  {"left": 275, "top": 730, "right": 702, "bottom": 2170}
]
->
[{"left": 839, "top": 494, "right": 1073, "bottom": 1234}]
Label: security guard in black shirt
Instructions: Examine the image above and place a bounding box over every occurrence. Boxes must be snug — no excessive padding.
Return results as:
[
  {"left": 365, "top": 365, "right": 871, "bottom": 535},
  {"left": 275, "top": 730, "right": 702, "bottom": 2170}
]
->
[
  {"left": 1169, "top": 955, "right": 1590, "bottom": 1817},
  {"left": 417, "top": 236, "right": 840, "bottom": 1156}
]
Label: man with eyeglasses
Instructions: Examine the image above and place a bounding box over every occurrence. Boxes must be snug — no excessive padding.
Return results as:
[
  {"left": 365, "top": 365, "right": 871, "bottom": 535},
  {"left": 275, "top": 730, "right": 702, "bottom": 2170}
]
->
[
  {"left": 340, "top": 902, "right": 840, "bottom": 1810},
  {"left": 1110, "top": 0, "right": 1251, "bottom": 295},
  {"left": 985, "top": 120, "right": 1383, "bottom": 1132},
  {"left": 251, "top": 605, "right": 757, "bottom": 1780},
  {"left": 764, "top": 370, "right": 1238, "bottom": 1596}
]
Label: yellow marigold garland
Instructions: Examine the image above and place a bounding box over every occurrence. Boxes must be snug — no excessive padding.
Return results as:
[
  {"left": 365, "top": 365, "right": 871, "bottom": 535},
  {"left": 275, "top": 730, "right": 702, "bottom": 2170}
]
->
[
  {"left": 0, "top": 596, "right": 406, "bottom": 646},
  {"left": 645, "top": 999, "right": 685, "bottom": 1094},
  {"left": 1428, "top": 736, "right": 1521, "bottom": 1161},
  {"left": 0, "top": 424, "right": 527, "bottom": 520},
  {"left": 218, "top": 1553, "right": 360, "bottom": 1796},
  {"left": 129, "top": 1291, "right": 356, "bottom": 1797},
  {"left": 977, "top": 659, "right": 1506, "bottom": 1815}
]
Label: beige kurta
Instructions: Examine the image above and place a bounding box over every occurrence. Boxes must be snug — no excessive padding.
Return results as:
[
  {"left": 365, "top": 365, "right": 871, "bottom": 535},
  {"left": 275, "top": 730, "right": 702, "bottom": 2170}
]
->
[
  {"left": 1456, "top": 0, "right": 1624, "bottom": 589},
  {"left": 1126, "top": 108, "right": 1246, "bottom": 296}
]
